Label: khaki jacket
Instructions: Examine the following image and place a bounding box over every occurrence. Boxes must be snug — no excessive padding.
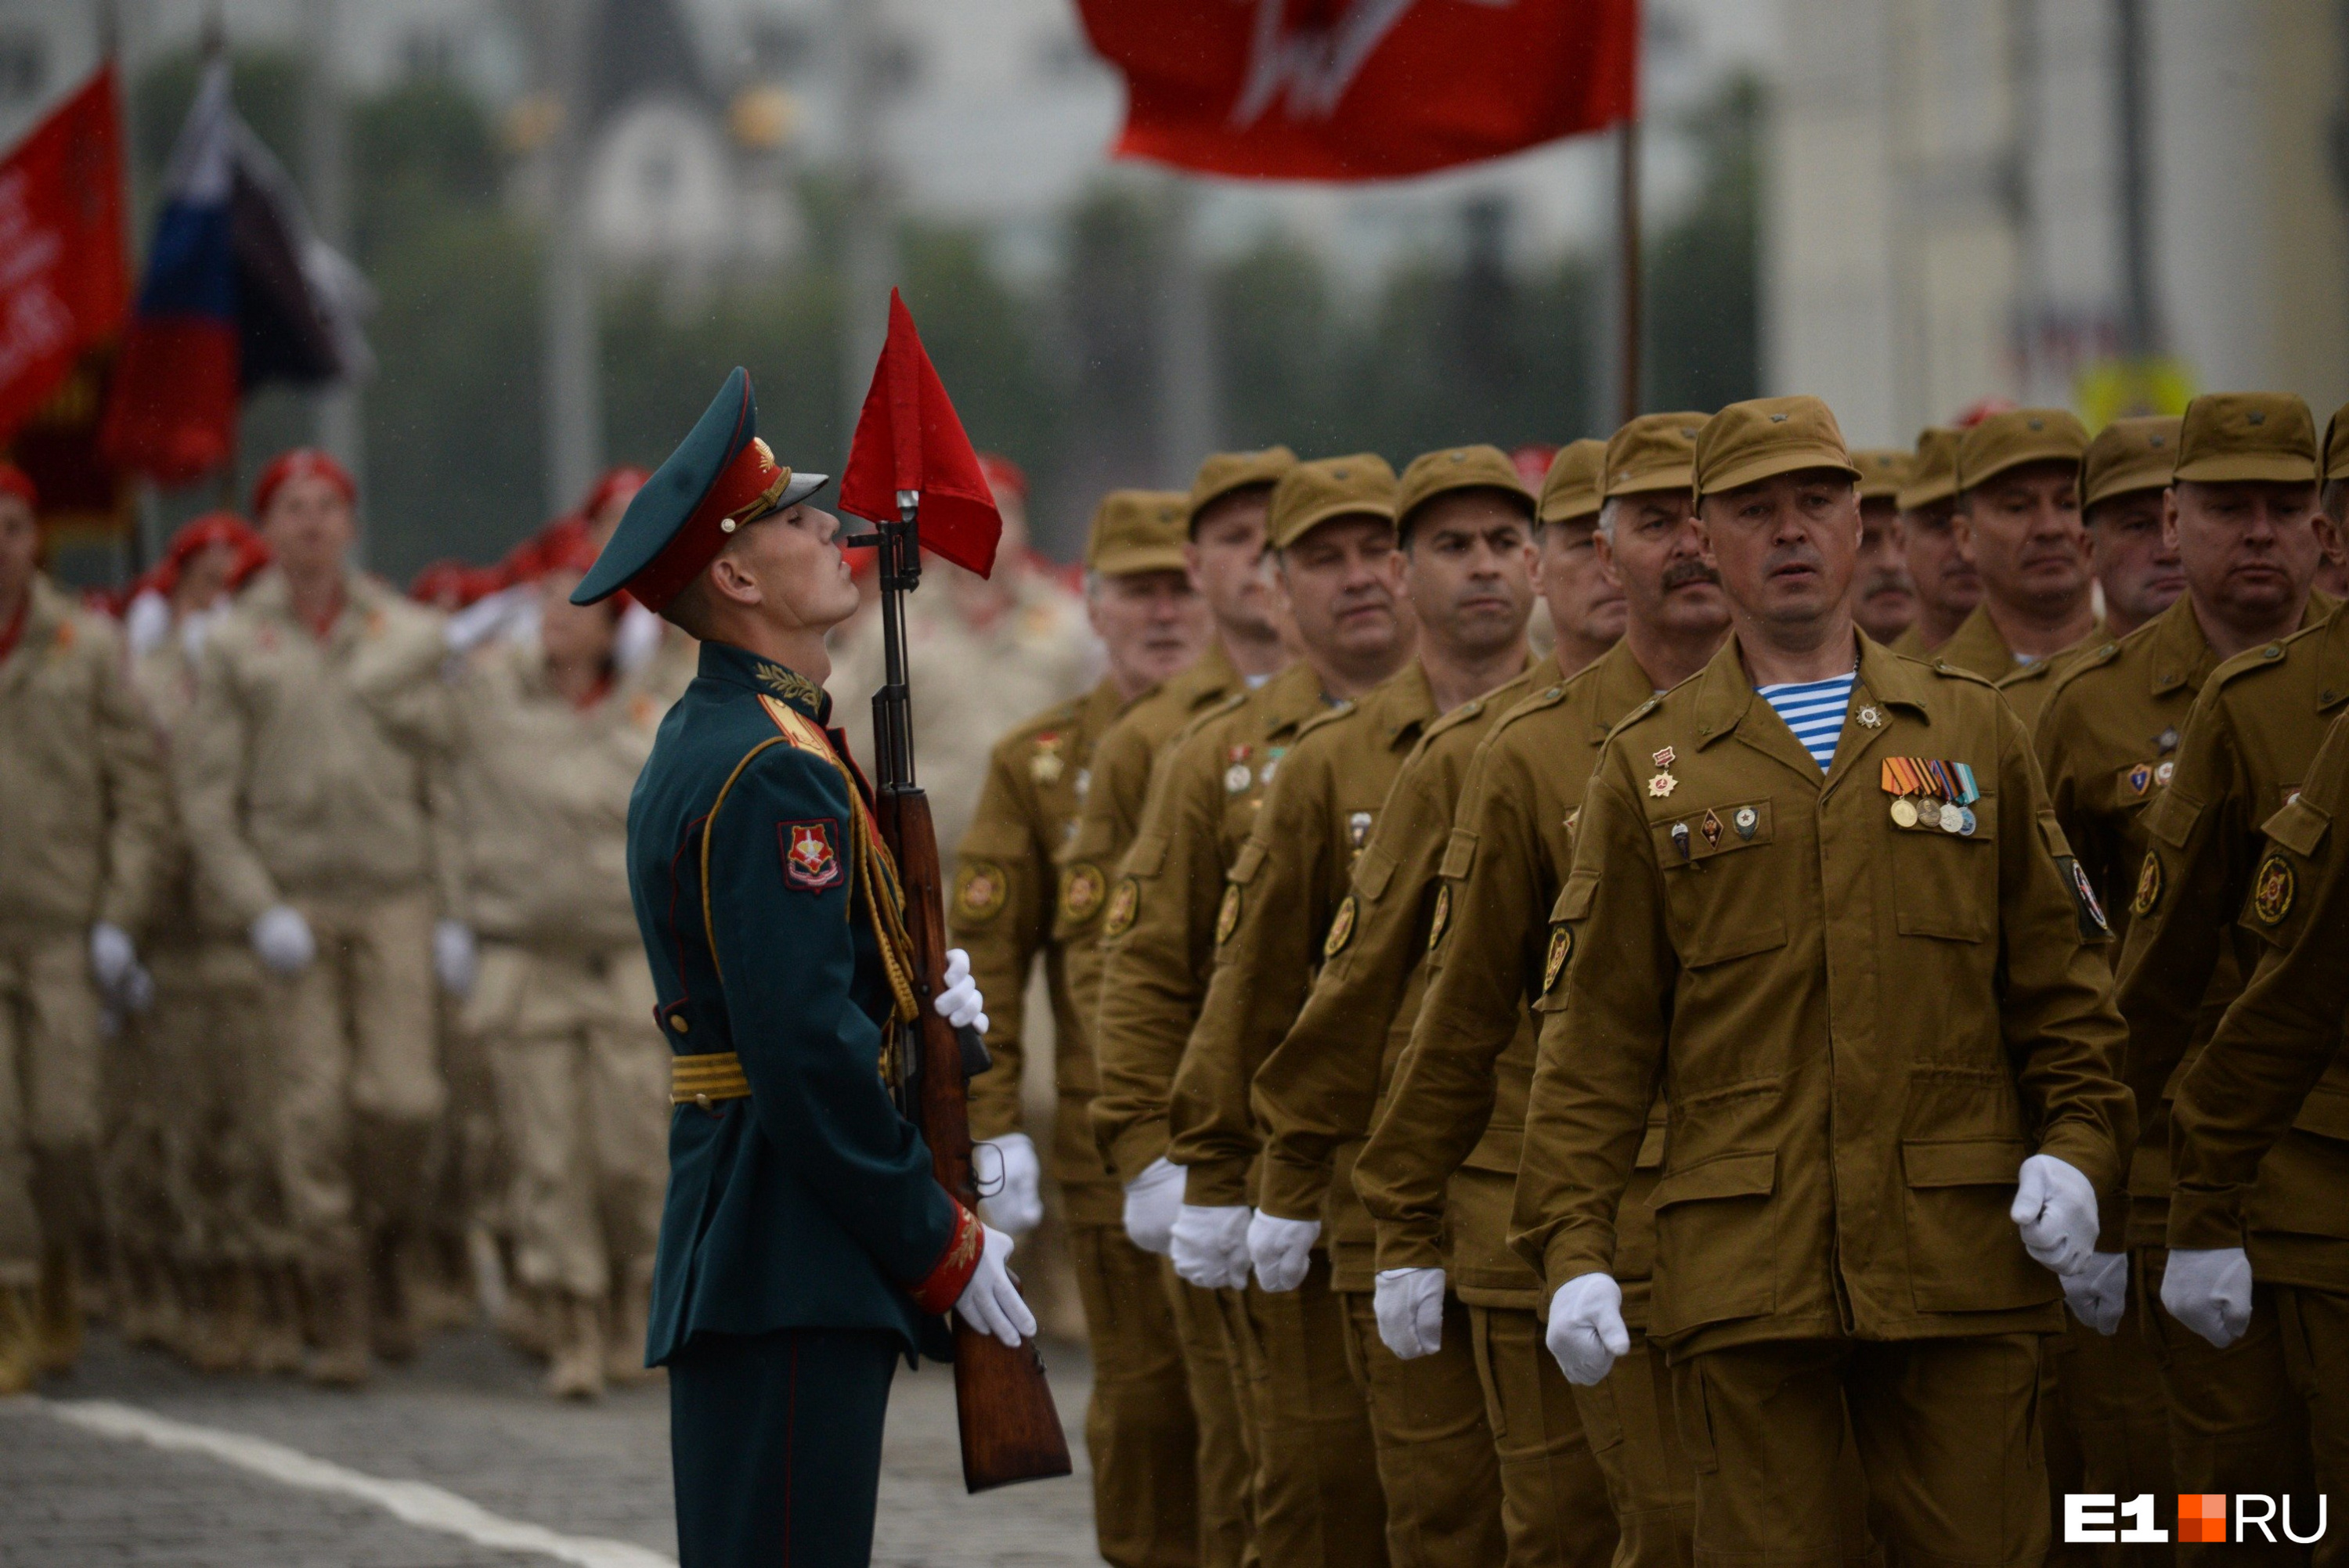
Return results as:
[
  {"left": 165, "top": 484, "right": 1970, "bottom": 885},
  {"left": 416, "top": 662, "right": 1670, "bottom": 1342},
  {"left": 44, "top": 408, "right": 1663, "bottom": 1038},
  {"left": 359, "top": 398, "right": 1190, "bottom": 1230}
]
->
[
  {"left": 1516, "top": 636, "right": 2131, "bottom": 1356},
  {"left": 442, "top": 637, "right": 675, "bottom": 952},
  {"left": 1091, "top": 660, "right": 1328, "bottom": 1184},
  {"left": 0, "top": 576, "right": 169, "bottom": 937},
  {"left": 176, "top": 568, "right": 449, "bottom": 923},
  {"left": 1169, "top": 661, "right": 1438, "bottom": 1224},
  {"left": 2167, "top": 705, "right": 2349, "bottom": 1287},
  {"left": 1994, "top": 635, "right": 2105, "bottom": 730},
  {"left": 1254, "top": 657, "right": 1542, "bottom": 1292},
  {"left": 1359, "top": 641, "right": 1662, "bottom": 1313},
  {"left": 949, "top": 679, "right": 1128, "bottom": 1224},
  {"left": 2037, "top": 594, "right": 2332, "bottom": 1245},
  {"left": 2115, "top": 609, "right": 2349, "bottom": 1289},
  {"left": 1935, "top": 604, "right": 2102, "bottom": 687},
  {"left": 130, "top": 632, "right": 236, "bottom": 947}
]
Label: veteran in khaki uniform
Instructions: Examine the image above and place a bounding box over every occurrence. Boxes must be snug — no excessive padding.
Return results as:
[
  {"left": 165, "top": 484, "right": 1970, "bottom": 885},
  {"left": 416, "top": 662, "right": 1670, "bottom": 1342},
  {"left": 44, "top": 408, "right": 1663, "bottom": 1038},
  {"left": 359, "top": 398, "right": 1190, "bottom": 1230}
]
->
[
  {"left": 2322, "top": 402, "right": 2349, "bottom": 601},
  {"left": 1849, "top": 449, "right": 1918, "bottom": 647},
  {"left": 1095, "top": 455, "right": 1417, "bottom": 1568},
  {"left": 177, "top": 451, "right": 455, "bottom": 1385},
  {"left": 1888, "top": 427, "right": 1978, "bottom": 658},
  {"left": 0, "top": 467, "right": 171, "bottom": 1390},
  {"left": 1256, "top": 435, "right": 1627, "bottom": 1568},
  {"left": 1535, "top": 440, "right": 1631, "bottom": 679},
  {"left": 2105, "top": 395, "right": 2344, "bottom": 1559},
  {"left": 1931, "top": 410, "right": 2102, "bottom": 705},
  {"left": 2164, "top": 703, "right": 2349, "bottom": 1533},
  {"left": 1066, "top": 449, "right": 1292, "bottom": 1568},
  {"left": 1517, "top": 398, "right": 2133, "bottom": 1568},
  {"left": 441, "top": 549, "right": 684, "bottom": 1399},
  {"left": 1206, "top": 445, "right": 1542, "bottom": 1568},
  {"left": 951, "top": 490, "right": 1214, "bottom": 1568},
  {"left": 1360, "top": 416, "right": 1727, "bottom": 1568}
]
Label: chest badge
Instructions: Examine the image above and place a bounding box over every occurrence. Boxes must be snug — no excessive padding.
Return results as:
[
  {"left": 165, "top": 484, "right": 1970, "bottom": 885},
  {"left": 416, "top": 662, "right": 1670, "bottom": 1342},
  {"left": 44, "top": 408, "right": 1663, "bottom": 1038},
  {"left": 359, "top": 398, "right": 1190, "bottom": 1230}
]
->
[
  {"left": 2126, "top": 762, "right": 2152, "bottom": 797},
  {"left": 2157, "top": 726, "right": 2179, "bottom": 755},
  {"left": 1225, "top": 744, "right": 1254, "bottom": 793},
  {"left": 1856, "top": 705, "right": 1882, "bottom": 729},
  {"left": 1648, "top": 745, "right": 1680, "bottom": 798},
  {"left": 1700, "top": 809, "right": 1723, "bottom": 848},
  {"left": 2252, "top": 853, "right": 2295, "bottom": 925},
  {"left": 2155, "top": 761, "right": 2174, "bottom": 788},
  {"left": 1030, "top": 734, "right": 1066, "bottom": 785},
  {"left": 1670, "top": 821, "right": 1691, "bottom": 860},
  {"left": 1348, "top": 810, "right": 1373, "bottom": 850},
  {"left": 1733, "top": 806, "right": 1759, "bottom": 840}
]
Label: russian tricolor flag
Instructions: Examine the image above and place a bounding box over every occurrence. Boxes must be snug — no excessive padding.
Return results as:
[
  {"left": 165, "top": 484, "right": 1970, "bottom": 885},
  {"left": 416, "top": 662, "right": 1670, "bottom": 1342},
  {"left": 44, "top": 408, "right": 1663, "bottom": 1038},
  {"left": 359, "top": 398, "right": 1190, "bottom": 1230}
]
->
[{"left": 100, "top": 62, "right": 370, "bottom": 488}]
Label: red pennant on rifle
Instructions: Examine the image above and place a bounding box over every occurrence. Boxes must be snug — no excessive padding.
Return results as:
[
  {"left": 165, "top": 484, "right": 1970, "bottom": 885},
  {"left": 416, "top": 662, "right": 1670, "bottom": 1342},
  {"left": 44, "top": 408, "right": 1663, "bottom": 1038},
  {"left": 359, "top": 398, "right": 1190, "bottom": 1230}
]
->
[{"left": 838, "top": 290, "right": 1003, "bottom": 579}]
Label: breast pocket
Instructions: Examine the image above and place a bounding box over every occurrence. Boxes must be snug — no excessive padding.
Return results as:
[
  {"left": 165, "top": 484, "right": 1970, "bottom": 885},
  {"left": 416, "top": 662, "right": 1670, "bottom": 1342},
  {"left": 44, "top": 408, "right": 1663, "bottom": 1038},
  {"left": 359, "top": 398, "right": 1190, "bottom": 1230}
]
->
[
  {"left": 1651, "top": 800, "right": 1789, "bottom": 967},
  {"left": 1891, "top": 795, "right": 1998, "bottom": 943}
]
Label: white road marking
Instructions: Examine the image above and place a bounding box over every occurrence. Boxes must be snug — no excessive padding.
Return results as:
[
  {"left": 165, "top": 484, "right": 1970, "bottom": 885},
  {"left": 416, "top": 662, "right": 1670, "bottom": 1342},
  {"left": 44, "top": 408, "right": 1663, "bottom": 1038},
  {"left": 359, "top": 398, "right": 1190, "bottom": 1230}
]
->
[{"left": 34, "top": 1397, "right": 677, "bottom": 1568}]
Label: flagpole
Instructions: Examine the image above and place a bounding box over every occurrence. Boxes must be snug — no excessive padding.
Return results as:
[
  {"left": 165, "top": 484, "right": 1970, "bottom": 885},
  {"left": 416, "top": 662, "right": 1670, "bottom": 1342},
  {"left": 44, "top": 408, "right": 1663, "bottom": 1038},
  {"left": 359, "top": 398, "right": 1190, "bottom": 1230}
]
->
[{"left": 1615, "top": 112, "right": 1641, "bottom": 427}]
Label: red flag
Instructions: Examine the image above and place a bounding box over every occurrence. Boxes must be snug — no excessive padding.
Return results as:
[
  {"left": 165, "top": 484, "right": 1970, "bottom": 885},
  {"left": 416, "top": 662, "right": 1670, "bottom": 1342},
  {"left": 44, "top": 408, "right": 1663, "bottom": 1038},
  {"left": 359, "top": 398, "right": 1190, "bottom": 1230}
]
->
[
  {"left": 839, "top": 290, "right": 1004, "bottom": 579},
  {"left": 1077, "top": 0, "right": 1639, "bottom": 181},
  {"left": 0, "top": 67, "right": 129, "bottom": 447}
]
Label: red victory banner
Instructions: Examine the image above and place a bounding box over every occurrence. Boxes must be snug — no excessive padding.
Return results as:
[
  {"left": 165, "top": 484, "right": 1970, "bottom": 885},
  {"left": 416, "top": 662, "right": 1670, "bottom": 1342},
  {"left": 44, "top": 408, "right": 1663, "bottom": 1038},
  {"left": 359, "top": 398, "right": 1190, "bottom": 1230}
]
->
[
  {"left": 0, "top": 67, "right": 128, "bottom": 446},
  {"left": 839, "top": 289, "right": 1005, "bottom": 579},
  {"left": 1076, "top": 0, "right": 1639, "bottom": 180}
]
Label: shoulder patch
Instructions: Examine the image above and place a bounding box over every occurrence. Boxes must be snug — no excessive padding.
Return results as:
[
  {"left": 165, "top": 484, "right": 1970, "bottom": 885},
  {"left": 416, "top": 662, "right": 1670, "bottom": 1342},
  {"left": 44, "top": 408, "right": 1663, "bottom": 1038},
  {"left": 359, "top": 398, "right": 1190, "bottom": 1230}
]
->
[
  {"left": 1059, "top": 862, "right": 1106, "bottom": 924},
  {"left": 2250, "top": 852, "right": 2296, "bottom": 925},
  {"left": 953, "top": 860, "right": 1009, "bottom": 923},
  {"left": 1543, "top": 925, "right": 1573, "bottom": 993},
  {"left": 2131, "top": 851, "right": 2163, "bottom": 917},
  {"left": 1425, "top": 883, "right": 1452, "bottom": 953},
  {"left": 1215, "top": 881, "right": 1243, "bottom": 945},
  {"left": 1322, "top": 894, "right": 1358, "bottom": 958},
  {"left": 1103, "top": 876, "right": 1141, "bottom": 938},
  {"left": 781, "top": 820, "right": 844, "bottom": 891}
]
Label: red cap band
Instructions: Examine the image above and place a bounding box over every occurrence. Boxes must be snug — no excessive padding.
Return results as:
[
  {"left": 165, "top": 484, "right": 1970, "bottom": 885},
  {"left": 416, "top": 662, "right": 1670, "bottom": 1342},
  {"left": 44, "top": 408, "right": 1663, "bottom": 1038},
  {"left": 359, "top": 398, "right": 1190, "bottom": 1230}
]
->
[{"left": 626, "top": 438, "right": 792, "bottom": 614}]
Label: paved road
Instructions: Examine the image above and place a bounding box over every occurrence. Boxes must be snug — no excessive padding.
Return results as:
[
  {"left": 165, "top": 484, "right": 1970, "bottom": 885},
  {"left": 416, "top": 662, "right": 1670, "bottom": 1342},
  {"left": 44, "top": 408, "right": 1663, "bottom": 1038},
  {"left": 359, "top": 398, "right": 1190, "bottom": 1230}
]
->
[{"left": 0, "top": 1328, "right": 1102, "bottom": 1567}]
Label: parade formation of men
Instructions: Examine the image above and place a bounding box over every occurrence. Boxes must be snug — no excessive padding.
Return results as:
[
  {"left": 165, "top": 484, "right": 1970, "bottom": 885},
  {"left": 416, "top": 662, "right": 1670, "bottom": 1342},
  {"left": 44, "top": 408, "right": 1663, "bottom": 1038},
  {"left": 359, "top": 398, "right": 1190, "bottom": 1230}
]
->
[{"left": 2, "top": 379, "right": 2347, "bottom": 1568}]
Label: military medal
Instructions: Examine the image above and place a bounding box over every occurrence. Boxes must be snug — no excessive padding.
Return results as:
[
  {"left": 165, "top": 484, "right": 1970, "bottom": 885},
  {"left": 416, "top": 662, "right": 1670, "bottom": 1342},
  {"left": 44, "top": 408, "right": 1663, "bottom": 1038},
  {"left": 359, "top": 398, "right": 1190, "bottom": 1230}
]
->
[
  {"left": 1225, "top": 744, "right": 1253, "bottom": 794},
  {"left": 1670, "top": 821, "right": 1691, "bottom": 860},
  {"left": 1938, "top": 802, "right": 1965, "bottom": 834},
  {"left": 1030, "top": 734, "right": 1065, "bottom": 785},
  {"left": 2154, "top": 761, "right": 2174, "bottom": 788},
  {"left": 1648, "top": 747, "right": 1679, "bottom": 799},
  {"left": 1733, "top": 806, "right": 1759, "bottom": 840},
  {"left": 1348, "top": 811, "right": 1373, "bottom": 850},
  {"left": 2157, "top": 726, "right": 2178, "bottom": 754},
  {"left": 1261, "top": 745, "right": 1286, "bottom": 787},
  {"left": 1073, "top": 767, "right": 1090, "bottom": 799},
  {"left": 2126, "top": 762, "right": 2152, "bottom": 797},
  {"left": 1701, "top": 809, "right": 1723, "bottom": 848},
  {"left": 1891, "top": 798, "right": 1920, "bottom": 828},
  {"left": 1856, "top": 705, "right": 1882, "bottom": 729}
]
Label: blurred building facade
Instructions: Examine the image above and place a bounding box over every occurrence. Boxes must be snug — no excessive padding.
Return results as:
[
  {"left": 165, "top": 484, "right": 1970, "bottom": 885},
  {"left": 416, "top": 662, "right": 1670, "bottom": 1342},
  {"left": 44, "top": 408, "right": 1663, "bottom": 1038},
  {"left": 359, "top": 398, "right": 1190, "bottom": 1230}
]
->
[{"left": 1768, "top": 0, "right": 2349, "bottom": 442}]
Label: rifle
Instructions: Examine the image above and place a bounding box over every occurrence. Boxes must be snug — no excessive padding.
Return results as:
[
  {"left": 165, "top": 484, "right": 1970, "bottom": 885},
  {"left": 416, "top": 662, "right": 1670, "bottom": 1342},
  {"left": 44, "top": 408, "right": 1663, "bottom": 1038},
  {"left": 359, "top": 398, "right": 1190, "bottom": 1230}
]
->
[{"left": 869, "top": 489, "right": 1074, "bottom": 1494}]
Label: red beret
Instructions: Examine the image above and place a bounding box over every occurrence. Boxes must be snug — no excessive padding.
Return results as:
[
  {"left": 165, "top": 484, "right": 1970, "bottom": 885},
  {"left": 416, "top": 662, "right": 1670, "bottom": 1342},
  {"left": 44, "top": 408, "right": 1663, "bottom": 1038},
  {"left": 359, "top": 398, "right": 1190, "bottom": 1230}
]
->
[
  {"left": 579, "top": 465, "right": 651, "bottom": 521},
  {"left": 0, "top": 463, "right": 37, "bottom": 510},
  {"left": 155, "top": 511, "right": 269, "bottom": 598},
  {"left": 252, "top": 449, "right": 357, "bottom": 517},
  {"left": 978, "top": 453, "right": 1027, "bottom": 504}
]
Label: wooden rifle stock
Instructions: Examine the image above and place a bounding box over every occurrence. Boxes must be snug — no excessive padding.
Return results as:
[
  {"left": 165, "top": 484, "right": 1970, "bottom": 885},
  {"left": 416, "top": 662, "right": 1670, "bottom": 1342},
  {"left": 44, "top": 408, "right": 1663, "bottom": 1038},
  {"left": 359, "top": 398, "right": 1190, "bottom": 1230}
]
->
[{"left": 876, "top": 784, "right": 1073, "bottom": 1494}]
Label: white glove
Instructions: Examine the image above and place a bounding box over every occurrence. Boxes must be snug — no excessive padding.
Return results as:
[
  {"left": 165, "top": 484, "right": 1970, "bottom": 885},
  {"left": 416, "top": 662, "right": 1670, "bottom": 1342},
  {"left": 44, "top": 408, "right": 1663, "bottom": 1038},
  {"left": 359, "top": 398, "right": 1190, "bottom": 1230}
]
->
[
  {"left": 954, "top": 1223, "right": 1038, "bottom": 1349},
  {"left": 1546, "top": 1271, "right": 1630, "bottom": 1386},
  {"left": 933, "top": 948, "right": 988, "bottom": 1034},
  {"left": 1122, "top": 1157, "right": 1184, "bottom": 1256},
  {"left": 614, "top": 601, "right": 664, "bottom": 672},
  {"left": 88, "top": 922, "right": 137, "bottom": 997},
  {"left": 251, "top": 904, "right": 316, "bottom": 975},
  {"left": 433, "top": 919, "right": 478, "bottom": 997},
  {"left": 124, "top": 590, "right": 171, "bottom": 657},
  {"left": 1374, "top": 1267, "right": 1446, "bottom": 1360},
  {"left": 2062, "top": 1250, "right": 2129, "bottom": 1335},
  {"left": 442, "top": 585, "right": 529, "bottom": 654},
  {"left": 2011, "top": 1154, "right": 2100, "bottom": 1276},
  {"left": 2161, "top": 1246, "right": 2253, "bottom": 1350},
  {"left": 1171, "top": 1203, "right": 1254, "bottom": 1291},
  {"left": 977, "top": 1132, "right": 1044, "bottom": 1235},
  {"left": 1247, "top": 1211, "right": 1320, "bottom": 1293}
]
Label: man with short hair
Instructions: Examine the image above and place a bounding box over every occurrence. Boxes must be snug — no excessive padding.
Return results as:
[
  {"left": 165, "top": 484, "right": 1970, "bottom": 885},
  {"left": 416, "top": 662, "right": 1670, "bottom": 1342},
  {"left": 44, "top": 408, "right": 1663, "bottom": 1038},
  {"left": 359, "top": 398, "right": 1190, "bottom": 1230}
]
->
[
  {"left": 1535, "top": 439, "right": 1628, "bottom": 676},
  {"left": 1357, "top": 413, "right": 1725, "bottom": 1568},
  {"left": 1850, "top": 449, "right": 1918, "bottom": 645},
  {"left": 574, "top": 369, "right": 1022, "bottom": 1565},
  {"left": 950, "top": 489, "right": 1214, "bottom": 1568},
  {"left": 1518, "top": 395, "right": 2132, "bottom": 1568},
  {"left": 0, "top": 465, "right": 170, "bottom": 1390},
  {"left": 1063, "top": 447, "right": 1294, "bottom": 1568},
  {"left": 2102, "top": 393, "right": 2346, "bottom": 1563},
  {"left": 1888, "top": 427, "right": 1977, "bottom": 655},
  {"left": 1930, "top": 409, "right": 2101, "bottom": 686},
  {"left": 1095, "top": 453, "right": 1417, "bottom": 1568}
]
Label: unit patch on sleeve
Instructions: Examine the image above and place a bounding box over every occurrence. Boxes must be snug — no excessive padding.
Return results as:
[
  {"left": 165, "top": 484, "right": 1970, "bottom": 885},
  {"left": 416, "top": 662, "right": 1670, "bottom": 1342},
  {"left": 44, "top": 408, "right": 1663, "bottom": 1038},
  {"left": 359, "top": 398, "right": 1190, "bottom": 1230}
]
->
[
  {"left": 1322, "top": 894, "right": 1358, "bottom": 958},
  {"left": 781, "top": 820, "right": 844, "bottom": 891},
  {"left": 953, "top": 861, "right": 1008, "bottom": 923},
  {"left": 1059, "top": 863, "right": 1106, "bottom": 924}
]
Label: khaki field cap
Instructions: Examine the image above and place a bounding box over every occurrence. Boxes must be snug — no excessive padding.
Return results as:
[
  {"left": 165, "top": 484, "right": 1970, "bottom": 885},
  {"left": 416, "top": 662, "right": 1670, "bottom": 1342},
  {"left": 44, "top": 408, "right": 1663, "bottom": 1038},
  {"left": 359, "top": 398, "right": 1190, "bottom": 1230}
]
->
[
  {"left": 2172, "top": 393, "right": 2318, "bottom": 485},
  {"left": 2080, "top": 416, "right": 2181, "bottom": 510},
  {"left": 1539, "top": 438, "right": 1607, "bottom": 524},
  {"left": 1897, "top": 426, "right": 1961, "bottom": 510},
  {"left": 1188, "top": 446, "right": 1298, "bottom": 530},
  {"left": 1956, "top": 408, "right": 2089, "bottom": 493},
  {"left": 2323, "top": 400, "right": 2349, "bottom": 482},
  {"left": 1396, "top": 445, "right": 1532, "bottom": 538},
  {"left": 1852, "top": 449, "right": 1909, "bottom": 502},
  {"left": 1691, "top": 396, "right": 1860, "bottom": 501},
  {"left": 1086, "top": 489, "right": 1192, "bottom": 577},
  {"left": 1605, "top": 411, "right": 1708, "bottom": 498},
  {"left": 1267, "top": 453, "right": 1398, "bottom": 550}
]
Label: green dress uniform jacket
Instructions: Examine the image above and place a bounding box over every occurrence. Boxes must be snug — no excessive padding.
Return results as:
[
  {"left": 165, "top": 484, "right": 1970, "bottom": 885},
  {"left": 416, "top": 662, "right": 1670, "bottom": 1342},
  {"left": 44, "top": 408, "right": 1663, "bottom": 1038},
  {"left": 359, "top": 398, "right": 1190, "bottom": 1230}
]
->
[
  {"left": 630, "top": 640, "right": 974, "bottom": 1367},
  {"left": 1514, "top": 636, "right": 2132, "bottom": 1359}
]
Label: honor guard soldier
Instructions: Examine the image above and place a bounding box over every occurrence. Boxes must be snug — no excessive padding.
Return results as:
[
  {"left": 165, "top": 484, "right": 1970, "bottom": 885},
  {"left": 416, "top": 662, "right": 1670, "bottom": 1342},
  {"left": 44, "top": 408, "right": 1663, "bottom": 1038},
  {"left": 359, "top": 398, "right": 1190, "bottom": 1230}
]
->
[
  {"left": 1065, "top": 447, "right": 1293, "bottom": 1568},
  {"left": 1888, "top": 427, "right": 1978, "bottom": 657},
  {"left": 2164, "top": 705, "right": 2349, "bottom": 1530},
  {"left": 1204, "top": 444, "right": 1541, "bottom": 1568},
  {"left": 2104, "top": 394, "right": 2343, "bottom": 1561},
  {"left": 1360, "top": 414, "right": 1729, "bottom": 1568},
  {"left": 949, "top": 489, "right": 1214, "bottom": 1568},
  {"left": 571, "top": 370, "right": 1026, "bottom": 1567},
  {"left": 1930, "top": 409, "right": 2101, "bottom": 693},
  {"left": 1516, "top": 396, "right": 2133, "bottom": 1568},
  {"left": 0, "top": 464, "right": 171, "bottom": 1391},
  {"left": 1250, "top": 438, "right": 1618, "bottom": 1568},
  {"left": 1095, "top": 454, "right": 1413, "bottom": 1568},
  {"left": 1849, "top": 449, "right": 1919, "bottom": 647}
]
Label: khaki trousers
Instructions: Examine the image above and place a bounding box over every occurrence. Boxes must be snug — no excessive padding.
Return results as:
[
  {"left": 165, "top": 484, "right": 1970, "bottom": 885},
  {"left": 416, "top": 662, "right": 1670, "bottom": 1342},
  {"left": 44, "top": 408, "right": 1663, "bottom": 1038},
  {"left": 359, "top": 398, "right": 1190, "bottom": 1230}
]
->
[
  {"left": 475, "top": 943, "right": 665, "bottom": 1302},
  {"left": 1070, "top": 1221, "right": 1204, "bottom": 1568},
  {"left": 2043, "top": 1288, "right": 2174, "bottom": 1568},
  {"left": 1337, "top": 1289, "right": 1506, "bottom": 1568},
  {"left": 269, "top": 892, "right": 442, "bottom": 1265},
  {"left": 0, "top": 931, "right": 103, "bottom": 1285},
  {"left": 1470, "top": 1303, "right": 1626, "bottom": 1568},
  {"left": 146, "top": 943, "right": 284, "bottom": 1264},
  {"left": 2140, "top": 1248, "right": 2315, "bottom": 1568},
  {"left": 1672, "top": 1335, "right": 2046, "bottom": 1568},
  {"left": 2275, "top": 1287, "right": 2348, "bottom": 1568},
  {"left": 1230, "top": 1255, "right": 1389, "bottom": 1568},
  {"left": 1169, "top": 1266, "right": 1258, "bottom": 1568},
  {"left": 1562, "top": 1321, "right": 1692, "bottom": 1568}
]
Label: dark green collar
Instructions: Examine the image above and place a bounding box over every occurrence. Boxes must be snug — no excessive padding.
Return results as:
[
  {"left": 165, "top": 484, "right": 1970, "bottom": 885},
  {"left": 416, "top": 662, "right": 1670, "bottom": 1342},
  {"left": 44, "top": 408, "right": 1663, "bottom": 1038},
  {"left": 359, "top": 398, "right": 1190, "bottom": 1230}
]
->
[{"left": 699, "top": 639, "right": 829, "bottom": 721}]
